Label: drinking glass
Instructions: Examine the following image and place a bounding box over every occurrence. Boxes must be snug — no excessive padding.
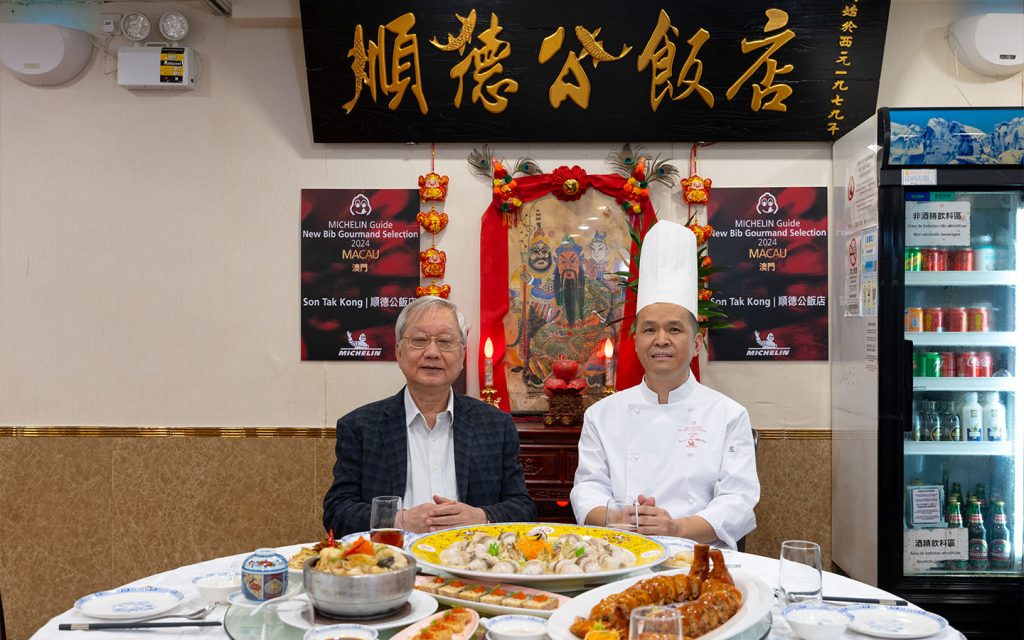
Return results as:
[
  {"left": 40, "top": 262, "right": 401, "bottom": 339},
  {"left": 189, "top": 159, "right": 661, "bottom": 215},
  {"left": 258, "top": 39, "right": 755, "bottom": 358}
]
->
[
  {"left": 605, "top": 498, "right": 639, "bottom": 532},
  {"left": 262, "top": 597, "right": 316, "bottom": 639},
  {"left": 370, "top": 495, "right": 405, "bottom": 547},
  {"left": 628, "top": 605, "right": 683, "bottom": 640},
  {"left": 779, "top": 540, "right": 822, "bottom": 603}
]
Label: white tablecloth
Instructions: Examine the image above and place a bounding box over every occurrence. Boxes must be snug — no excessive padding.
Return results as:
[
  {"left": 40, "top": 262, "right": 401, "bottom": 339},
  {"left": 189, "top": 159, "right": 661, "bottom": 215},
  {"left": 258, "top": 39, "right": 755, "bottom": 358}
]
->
[{"left": 31, "top": 544, "right": 963, "bottom": 640}]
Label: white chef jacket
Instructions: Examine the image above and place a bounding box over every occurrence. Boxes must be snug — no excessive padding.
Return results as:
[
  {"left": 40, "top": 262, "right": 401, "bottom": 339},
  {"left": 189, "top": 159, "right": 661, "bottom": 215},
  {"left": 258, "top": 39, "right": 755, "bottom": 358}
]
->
[{"left": 570, "top": 376, "right": 760, "bottom": 549}]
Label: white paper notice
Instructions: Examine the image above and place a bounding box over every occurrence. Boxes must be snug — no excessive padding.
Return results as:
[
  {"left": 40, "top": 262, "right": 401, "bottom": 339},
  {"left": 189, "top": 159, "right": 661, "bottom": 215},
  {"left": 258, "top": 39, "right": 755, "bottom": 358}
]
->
[
  {"left": 901, "top": 169, "right": 937, "bottom": 186},
  {"left": 865, "top": 318, "right": 878, "bottom": 372},
  {"left": 910, "top": 486, "right": 944, "bottom": 525},
  {"left": 844, "top": 235, "right": 860, "bottom": 317},
  {"left": 843, "top": 150, "right": 879, "bottom": 233},
  {"left": 904, "top": 527, "right": 968, "bottom": 573},
  {"left": 906, "top": 201, "right": 971, "bottom": 247}
]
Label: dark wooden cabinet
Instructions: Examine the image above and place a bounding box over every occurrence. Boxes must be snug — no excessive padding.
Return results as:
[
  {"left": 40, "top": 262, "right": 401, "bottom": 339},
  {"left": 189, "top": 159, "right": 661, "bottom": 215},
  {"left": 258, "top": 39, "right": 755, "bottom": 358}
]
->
[{"left": 515, "top": 419, "right": 581, "bottom": 523}]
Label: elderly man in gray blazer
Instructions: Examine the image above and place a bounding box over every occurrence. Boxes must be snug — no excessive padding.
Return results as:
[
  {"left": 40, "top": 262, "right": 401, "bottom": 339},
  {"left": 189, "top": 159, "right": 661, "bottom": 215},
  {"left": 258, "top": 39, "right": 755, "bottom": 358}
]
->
[{"left": 323, "top": 296, "right": 536, "bottom": 536}]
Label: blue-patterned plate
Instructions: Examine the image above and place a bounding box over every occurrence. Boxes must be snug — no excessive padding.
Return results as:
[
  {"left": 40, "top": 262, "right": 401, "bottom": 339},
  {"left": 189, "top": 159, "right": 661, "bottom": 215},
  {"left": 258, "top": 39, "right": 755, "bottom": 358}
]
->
[
  {"left": 841, "top": 605, "right": 948, "bottom": 639},
  {"left": 74, "top": 586, "right": 184, "bottom": 620}
]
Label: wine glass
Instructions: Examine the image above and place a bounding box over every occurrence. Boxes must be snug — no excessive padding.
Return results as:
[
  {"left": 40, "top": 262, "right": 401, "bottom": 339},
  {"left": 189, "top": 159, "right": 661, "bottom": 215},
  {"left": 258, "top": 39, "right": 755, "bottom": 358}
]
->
[
  {"left": 605, "top": 498, "right": 639, "bottom": 532},
  {"left": 779, "top": 540, "right": 822, "bottom": 603},
  {"left": 629, "top": 605, "right": 683, "bottom": 640},
  {"left": 370, "top": 495, "right": 405, "bottom": 547}
]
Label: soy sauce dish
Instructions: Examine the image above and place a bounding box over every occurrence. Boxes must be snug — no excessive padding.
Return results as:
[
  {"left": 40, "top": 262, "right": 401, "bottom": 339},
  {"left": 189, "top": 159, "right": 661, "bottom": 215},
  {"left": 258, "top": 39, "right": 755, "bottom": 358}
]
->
[
  {"left": 782, "top": 604, "right": 854, "bottom": 640},
  {"left": 483, "top": 615, "right": 549, "bottom": 640}
]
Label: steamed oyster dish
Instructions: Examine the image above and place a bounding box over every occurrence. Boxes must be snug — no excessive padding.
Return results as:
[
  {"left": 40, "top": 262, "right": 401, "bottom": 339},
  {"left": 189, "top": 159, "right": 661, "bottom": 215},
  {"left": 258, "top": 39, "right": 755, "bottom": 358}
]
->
[
  {"left": 314, "top": 535, "right": 410, "bottom": 575},
  {"left": 438, "top": 530, "right": 636, "bottom": 574}
]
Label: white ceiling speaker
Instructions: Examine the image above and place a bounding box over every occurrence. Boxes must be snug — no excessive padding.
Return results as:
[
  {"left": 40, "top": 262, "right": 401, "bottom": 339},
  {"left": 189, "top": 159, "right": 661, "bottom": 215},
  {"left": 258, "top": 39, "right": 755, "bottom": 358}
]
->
[
  {"left": 948, "top": 12, "right": 1024, "bottom": 77},
  {"left": 0, "top": 24, "right": 92, "bottom": 86}
]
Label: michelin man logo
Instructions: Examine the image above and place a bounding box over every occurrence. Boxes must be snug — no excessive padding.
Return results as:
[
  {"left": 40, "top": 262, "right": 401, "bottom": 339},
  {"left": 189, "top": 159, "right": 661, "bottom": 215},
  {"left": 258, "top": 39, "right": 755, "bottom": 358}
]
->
[
  {"left": 338, "top": 330, "right": 382, "bottom": 357},
  {"left": 350, "top": 193, "right": 372, "bottom": 216},
  {"left": 755, "top": 192, "right": 778, "bottom": 215},
  {"left": 746, "top": 330, "right": 791, "bottom": 357}
]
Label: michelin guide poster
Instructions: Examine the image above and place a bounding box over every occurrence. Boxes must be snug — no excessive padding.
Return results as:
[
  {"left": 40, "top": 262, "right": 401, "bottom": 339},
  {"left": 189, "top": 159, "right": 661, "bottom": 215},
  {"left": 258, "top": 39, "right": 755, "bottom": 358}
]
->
[
  {"left": 301, "top": 189, "right": 419, "bottom": 361},
  {"left": 707, "top": 187, "right": 828, "bottom": 361}
]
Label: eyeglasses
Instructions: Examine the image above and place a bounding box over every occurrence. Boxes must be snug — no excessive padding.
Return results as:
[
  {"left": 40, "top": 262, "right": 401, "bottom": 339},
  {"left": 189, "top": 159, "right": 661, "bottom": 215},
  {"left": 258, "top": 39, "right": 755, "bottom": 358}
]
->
[{"left": 402, "top": 334, "right": 462, "bottom": 351}]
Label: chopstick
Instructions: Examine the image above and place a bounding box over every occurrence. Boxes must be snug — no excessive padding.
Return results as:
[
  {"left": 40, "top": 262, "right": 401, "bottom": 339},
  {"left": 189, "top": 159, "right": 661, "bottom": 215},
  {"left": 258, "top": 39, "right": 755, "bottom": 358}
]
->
[
  {"left": 59, "top": 621, "right": 222, "bottom": 631},
  {"left": 821, "top": 595, "right": 909, "bottom": 606}
]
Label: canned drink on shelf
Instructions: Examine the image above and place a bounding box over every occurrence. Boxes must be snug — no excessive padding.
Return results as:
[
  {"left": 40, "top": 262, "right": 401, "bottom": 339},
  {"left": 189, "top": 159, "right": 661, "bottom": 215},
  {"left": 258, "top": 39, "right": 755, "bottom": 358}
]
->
[
  {"left": 967, "top": 307, "right": 990, "bottom": 332},
  {"left": 976, "top": 351, "right": 993, "bottom": 377},
  {"left": 921, "top": 352, "right": 942, "bottom": 377},
  {"left": 939, "top": 352, "right": 958, "bottom": 377},
  {"left": 923, "top": 307, "right": 944, "bottom": 332},
  {"left": 952, "top": 248, "right": 974, "bottom": 271},
  {"left": 913, "top": 352, "right": 924, "bottom": 377},
  {"left": 905, "top": 248, "right": 923, "bottom": 271},
  {"left": 923, "top": 248, "right": 949, "bottom": 271},
  {"left": 945, "top": 307, "right": 968, "bottom": 332},
  {"left": 958, "top": 352, "right": 981, "bottom": 377},
  {"left": 905, "top": 307, "right": 923, "bottom": 332}
]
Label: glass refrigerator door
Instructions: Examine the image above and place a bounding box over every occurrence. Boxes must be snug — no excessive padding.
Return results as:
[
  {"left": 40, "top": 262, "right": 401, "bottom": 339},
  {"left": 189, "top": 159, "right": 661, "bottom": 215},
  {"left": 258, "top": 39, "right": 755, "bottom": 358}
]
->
[{"left": 902, "top": 189, "right": 1022, "bottom": 579}]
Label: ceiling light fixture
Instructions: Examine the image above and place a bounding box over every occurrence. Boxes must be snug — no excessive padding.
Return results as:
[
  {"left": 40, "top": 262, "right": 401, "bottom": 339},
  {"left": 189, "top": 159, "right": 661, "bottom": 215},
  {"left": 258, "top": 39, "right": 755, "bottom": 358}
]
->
[
  {"left": 120, "top": 12, "right": 151, "bottom": 42},
  {"left": 158, "top": 12, "right": 190, "bottom": 43}
]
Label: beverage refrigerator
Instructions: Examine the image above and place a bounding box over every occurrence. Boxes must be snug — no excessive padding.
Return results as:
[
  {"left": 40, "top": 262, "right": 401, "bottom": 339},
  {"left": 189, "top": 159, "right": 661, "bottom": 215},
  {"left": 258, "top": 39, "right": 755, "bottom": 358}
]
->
[{"left": 831, "top": 107, "right": 1023, "bottom": 638}]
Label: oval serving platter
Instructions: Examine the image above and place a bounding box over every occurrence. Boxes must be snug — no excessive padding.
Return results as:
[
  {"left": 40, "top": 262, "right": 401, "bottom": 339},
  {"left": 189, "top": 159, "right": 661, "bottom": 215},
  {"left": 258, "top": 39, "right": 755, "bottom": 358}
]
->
[{"left": 408, "top": 523, "right": 666, "bottom": 591}]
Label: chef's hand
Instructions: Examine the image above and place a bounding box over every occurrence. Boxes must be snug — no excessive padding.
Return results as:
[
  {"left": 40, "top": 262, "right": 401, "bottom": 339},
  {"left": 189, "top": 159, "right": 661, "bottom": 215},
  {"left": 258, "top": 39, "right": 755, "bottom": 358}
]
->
[
  {"left": 401, "top": 503, "right": 437, "bottom": 533},
  {"left": 637, "top": 495, "right": 718, "bottom": 542},
  {"left": 425, "top": 495, "right": 487, "bottom": 531}
]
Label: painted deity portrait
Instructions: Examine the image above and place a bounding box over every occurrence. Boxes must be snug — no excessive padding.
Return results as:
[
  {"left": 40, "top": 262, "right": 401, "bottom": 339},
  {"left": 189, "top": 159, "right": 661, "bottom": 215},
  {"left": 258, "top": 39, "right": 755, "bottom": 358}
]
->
[{"left": 504, "top": 192, "right": 631, "bottom": 412}]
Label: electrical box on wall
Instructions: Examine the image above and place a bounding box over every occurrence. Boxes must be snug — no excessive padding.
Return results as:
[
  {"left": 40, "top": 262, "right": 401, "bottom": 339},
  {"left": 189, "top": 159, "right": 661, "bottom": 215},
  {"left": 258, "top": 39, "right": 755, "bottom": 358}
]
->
[{"left": 117, "top": 46, "right": 195, "bottom": 89}]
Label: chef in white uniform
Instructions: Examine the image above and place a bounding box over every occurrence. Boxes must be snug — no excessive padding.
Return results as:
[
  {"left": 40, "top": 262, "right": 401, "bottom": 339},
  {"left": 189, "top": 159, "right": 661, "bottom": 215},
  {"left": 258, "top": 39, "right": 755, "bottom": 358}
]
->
[{"left": 570, "top": 220, "right": 760, "bottom": 549}]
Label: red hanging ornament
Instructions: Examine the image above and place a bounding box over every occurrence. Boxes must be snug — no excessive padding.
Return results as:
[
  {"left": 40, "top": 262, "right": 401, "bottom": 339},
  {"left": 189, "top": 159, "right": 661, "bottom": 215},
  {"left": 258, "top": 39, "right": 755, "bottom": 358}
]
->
[
  {"left": 682, "top": 174, "right": 712, "bottom": 205},
  {"left": 417, "top": 209, "right": 449, "bottom": 234},
  {"left": 416, "top": 282, "right": 452, "bottom": 298},
  {"left": 549, "top": 165, "right": 590, "bottom": 202},
  {"left": 419, "top": 246, "right": 447, "bottom": 279},
  {"left": 418, "top": 171, "right": 449, "bottom": 203}
]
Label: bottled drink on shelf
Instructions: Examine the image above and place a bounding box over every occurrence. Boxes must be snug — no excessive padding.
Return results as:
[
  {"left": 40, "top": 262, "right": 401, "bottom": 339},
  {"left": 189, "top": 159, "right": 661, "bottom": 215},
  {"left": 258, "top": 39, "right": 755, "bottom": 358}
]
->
[
  {"left": 968, "top": 500, "right": 989, "bottom": 570},
  {"left": 960, "top": 392, "right": 984, "bottom": 441},
  {"left": 923, "top": 307, "right": 944, "bottom": 332},
  {"left": 946, "top": 307, "right": 968, "bottom": 332},
  {"left": 906, "top": 308, "right": 923, "bottom": 333},
  {"left": 939, "top": 353, "right": 957, "bottom": 378},
  {"left": 923, "top": 247, "right": 949, "bottom": 271},
  {"left": 993, "top": 230, "right": 1014, "bottom": 270},
  {"left": 982, "top": 392, "right": 1007, "bottom": 442},
  {"left": 940, "top": 401, "right": 961, "bottom": 441},
  {"left": 966, "top": 307, "right": 990, "bottom": 332},
  {"left": 975, "top": 483, "right": 988, "bottom": 515},
  {"left": 921, "top": 353, "right": 941, "bottom": 378},
  {"left": 952, "top": 248, "right": 974, "bottom": 271},
  {"left": 989, "top": 501, "right": 1012, "bottom": 570},
  {"left": 974, "top": 235, "right": 996, "bottom": 271},
  {"left": 921, "top": 401, "right": 942, "bottom": 441},
  {"left": 945, "top": 499, "right": 968, "bottom": 570},
  {"left": 910, "top": 402, "right": 922, "bottom": 441}
]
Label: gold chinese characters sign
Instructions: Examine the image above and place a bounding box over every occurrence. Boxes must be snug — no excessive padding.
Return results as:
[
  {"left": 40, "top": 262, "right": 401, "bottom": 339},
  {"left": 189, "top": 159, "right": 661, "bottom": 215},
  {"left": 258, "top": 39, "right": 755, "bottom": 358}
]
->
[{"left": 299, "top": 0, "right": 890, "bottom": 142}]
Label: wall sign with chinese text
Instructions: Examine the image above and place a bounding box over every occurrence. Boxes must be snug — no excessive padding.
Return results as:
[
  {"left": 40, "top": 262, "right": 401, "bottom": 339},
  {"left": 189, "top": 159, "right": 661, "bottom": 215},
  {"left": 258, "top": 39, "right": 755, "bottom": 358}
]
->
[
  {"left": 905, "top": 200, "right": 971, "bottom": 247},
  {"left": 903, "top": 528, "right": 968, "bottom": 573},
  {"left": 299, "top": 0, "right": 889, "bottom": 142},
  {"left": 301, "top": 189, "right": 420, "bottom": 361},
  {"left": 707, "top": 187, "right": 828, "bottom": 361}
]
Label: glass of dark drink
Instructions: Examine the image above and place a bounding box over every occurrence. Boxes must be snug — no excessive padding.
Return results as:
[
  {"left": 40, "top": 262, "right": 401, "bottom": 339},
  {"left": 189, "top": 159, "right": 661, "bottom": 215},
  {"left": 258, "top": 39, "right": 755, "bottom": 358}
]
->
[{"left": 370, "top": 495, "right": 405, "bottom": 548}]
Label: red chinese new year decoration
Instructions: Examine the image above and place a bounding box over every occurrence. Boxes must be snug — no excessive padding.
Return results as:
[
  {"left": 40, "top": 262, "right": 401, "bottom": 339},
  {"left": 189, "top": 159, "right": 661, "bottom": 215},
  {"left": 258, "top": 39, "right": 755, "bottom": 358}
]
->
[
  {"left": 420, "top": 246, "right": 447, "bottom": 279},
  {"left": 416, "top": 144, "right": 452, "bottom": 298},
  {"left": 549, "top": 165, "right": 591, "bottom": 202}
]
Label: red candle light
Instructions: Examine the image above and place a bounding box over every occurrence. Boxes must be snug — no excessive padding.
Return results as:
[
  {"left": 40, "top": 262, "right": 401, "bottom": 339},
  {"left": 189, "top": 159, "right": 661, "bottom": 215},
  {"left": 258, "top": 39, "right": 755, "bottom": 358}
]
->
[
  {"left": 604, "top": 338, "right": 614, "bottom": 387},
  {"left": 484, "top": 338, "right": 494, "bottom": 387}
]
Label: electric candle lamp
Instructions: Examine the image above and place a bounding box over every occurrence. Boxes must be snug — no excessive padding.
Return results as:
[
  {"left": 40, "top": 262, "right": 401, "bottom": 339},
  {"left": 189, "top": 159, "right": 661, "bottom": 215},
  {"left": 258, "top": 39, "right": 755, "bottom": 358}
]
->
[
  {"left": 484, "top": 338, "right": 494, "bottom": 387},
  {"left": 604, "top": 338, "right": 615, "bottom": 387}
]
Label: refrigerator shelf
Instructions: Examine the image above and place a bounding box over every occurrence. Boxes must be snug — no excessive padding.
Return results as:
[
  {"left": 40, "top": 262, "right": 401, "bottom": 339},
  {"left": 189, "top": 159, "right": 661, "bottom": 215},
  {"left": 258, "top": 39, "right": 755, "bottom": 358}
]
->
[
  {"left": 906, "top": 272, "right": 1019, "bottom": 287},
  {"left": 912, "top": 377, "right": 1017, "bottom": 391},
  {"left": 907, "top": 332, "right": 1019, "bottom": 347},
  {"left": 905, "top": 441, "right": 1014, "bottom": 456}
]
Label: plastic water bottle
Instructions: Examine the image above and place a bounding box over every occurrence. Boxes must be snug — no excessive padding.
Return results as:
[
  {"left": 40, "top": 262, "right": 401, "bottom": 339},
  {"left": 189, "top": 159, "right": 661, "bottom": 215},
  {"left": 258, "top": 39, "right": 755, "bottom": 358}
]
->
[
  {"left": 974, "top": 235, "right": 996, "bottom": 271},
  {"left": 982, "top": 392, "right": 1006, "bottom": 442}
]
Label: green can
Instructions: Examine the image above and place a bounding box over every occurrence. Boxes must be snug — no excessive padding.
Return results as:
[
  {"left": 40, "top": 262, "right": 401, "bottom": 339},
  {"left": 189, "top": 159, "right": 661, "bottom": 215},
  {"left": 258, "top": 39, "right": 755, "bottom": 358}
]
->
[
  {"left": 905, "top": 247, "right": 923, "bottom": 271},
  {"left": 921, "top": 352, "right": 942, "bottom": 377},
  {"left": 913, "top": 351, "right": 924, "bottom": 377}
]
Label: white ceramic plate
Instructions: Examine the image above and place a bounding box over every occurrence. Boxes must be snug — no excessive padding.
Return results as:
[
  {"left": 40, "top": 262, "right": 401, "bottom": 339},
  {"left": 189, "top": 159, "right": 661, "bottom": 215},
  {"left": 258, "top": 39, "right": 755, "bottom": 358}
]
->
[
  {"left": 279, "top": 589, "right": 439, "bottom": 631},
  {"left": 546, "top": 569, "right": 774, "bottom": 640},
  {"left": 74, "top": 586, "right": 185, "bottom": 620},
  {"left": 842, "top": 605, "right": 948, "bottom": 639},
  {"left": 415, "top": 576, "right": 571, "bottom": 619},
  {"left": 391, "top": 607, "right": 479, "bottom": 640},
  {"left": 648, "top": 536, "right": 698, "bottom": 569}
]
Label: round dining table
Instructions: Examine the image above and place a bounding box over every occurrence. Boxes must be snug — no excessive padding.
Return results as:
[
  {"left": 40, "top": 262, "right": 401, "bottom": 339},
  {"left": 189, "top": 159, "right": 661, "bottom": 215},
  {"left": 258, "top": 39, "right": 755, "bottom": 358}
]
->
[{"left": 30, "top": 541, "right": 964, "bottom": 640}]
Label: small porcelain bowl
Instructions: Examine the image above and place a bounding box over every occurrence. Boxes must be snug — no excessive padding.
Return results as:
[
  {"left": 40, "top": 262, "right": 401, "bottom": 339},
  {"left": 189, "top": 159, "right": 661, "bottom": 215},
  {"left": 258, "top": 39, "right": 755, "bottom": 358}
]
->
[
  {"left": 192, "top": 571, "right": 240, "bottom": 604},
  {"left": 484, "top": 615, "right": 549, "bottom": 640},
  {"left": 304, "top": 623, "right": 379, "bottom": 640},
  {"left": 783, "top": 603, "right": 854, "bottom": 640}
]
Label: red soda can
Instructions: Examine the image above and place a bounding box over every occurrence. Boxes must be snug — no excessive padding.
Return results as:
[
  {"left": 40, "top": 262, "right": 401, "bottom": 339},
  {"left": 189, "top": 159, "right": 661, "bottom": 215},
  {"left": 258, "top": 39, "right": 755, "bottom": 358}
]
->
[
  {"left": 939, "top": 352, "right": 958, "bottom": 377},
  {"left": 946, "top": 307, "right": 968, "bottom": 332},
  {"left": 905, "top": 308, "right": 923, "bottom": 332},
  {"left": 967, "top": 307, "right": 989, "bottom": 332},
  {"left": 958, "top": 352, "right": 981, "bottom": 377},
  {"left": 976, "top": 351, "right": 993, "bottom": 377},
  {"left": 923, "top": 307, "right": 944, "bottom": 332},
  {"left": 924, "top": 248, "right": 949, "bottom": 271},
  {"left": 952, "top": 249, "right": 974, "bottom": 271}
]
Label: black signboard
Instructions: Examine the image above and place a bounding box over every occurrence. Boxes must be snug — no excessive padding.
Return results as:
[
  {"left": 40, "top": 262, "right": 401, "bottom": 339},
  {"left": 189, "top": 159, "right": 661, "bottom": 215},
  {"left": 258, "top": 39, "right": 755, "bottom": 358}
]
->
[{"left": 299, "top": 1, "right": 889, "bottom": 142}]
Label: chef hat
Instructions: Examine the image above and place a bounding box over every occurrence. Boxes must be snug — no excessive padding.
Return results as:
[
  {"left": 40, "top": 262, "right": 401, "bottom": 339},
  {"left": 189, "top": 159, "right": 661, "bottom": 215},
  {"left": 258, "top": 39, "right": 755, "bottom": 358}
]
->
[{"left": 636, "top": 220, "right": 698, "bottom": 319}]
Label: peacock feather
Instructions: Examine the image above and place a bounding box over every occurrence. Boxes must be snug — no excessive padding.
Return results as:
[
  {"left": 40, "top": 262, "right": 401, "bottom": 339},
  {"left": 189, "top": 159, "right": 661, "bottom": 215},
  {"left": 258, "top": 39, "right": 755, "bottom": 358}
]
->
[
  {"left": 646, "top": 154, "right": 679, "bottom": 187},
  {"left": 467, "top": 145, "right": 496, "bottom": 179}
]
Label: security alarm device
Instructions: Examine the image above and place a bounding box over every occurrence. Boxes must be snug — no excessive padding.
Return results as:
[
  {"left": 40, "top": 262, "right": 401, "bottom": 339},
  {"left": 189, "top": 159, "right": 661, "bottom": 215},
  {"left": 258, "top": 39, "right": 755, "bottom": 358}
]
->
[{"left": 117, "top": 45, "right": 195, "bottom": 90}]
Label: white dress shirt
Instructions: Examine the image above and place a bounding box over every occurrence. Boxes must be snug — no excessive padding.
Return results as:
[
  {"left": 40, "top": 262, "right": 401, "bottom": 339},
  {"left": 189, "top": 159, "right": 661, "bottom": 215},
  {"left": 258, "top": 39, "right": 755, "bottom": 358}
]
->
[
  {"left": 404, "top": 387, "right": 459, "bottom": 508},
  {"left": 570, "top": 376, "right": 760, "bottom": 549}
]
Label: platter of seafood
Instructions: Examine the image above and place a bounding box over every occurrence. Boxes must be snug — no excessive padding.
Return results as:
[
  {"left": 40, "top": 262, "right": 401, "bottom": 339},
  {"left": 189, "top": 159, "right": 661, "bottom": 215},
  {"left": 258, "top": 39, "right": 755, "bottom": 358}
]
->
[
  {"left": 546, "top": 545, "right": 774, "bottom": 640},
  {"left": 407, "top": 523, "right": 666, "bottom": 590},
  {"left": 415, "top": 575, "right": 571, "bottom": 618}
]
